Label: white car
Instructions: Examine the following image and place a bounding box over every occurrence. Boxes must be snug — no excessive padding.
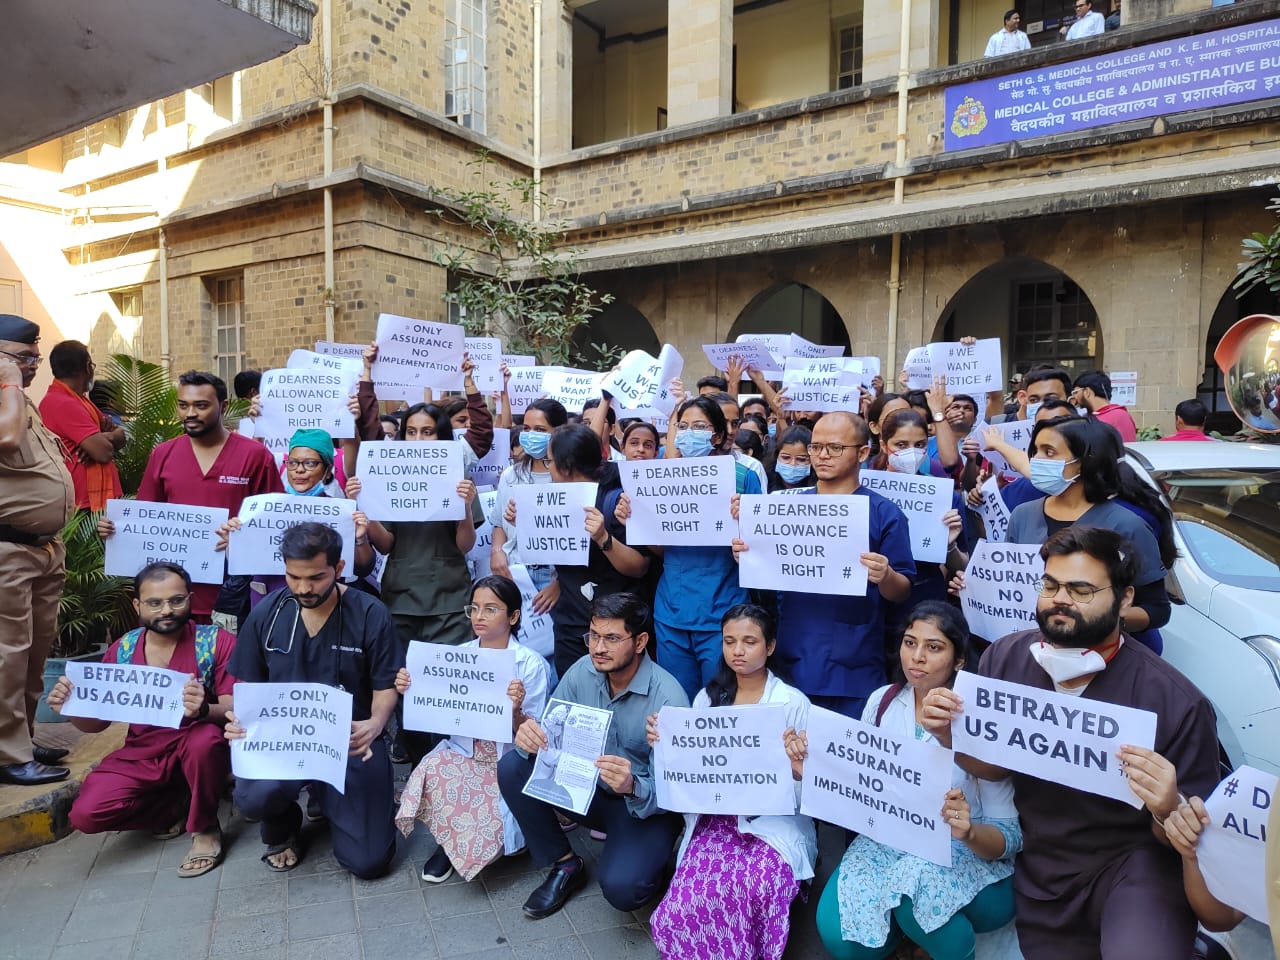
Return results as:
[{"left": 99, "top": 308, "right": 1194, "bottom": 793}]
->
[{"left": 1125, "top": 441, "right": 1280, "bottom": 776}]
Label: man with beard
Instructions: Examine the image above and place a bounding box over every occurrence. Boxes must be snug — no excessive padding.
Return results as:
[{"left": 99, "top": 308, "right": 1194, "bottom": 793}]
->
[
  {"left": 46, "top": 562, "right": 235, "bottom": 877},
  {"left": 226, "top": 522, "right": 401, "bottom": 877},
  {"left": 0, "top": 314, "right": 75, "bottom": 785},
  {"left": 98, "top": 370, "right": 282, "bottom": 629},
  {"left": 922, "top": 527, "right": 1219, "bottom": 959},
  {"left": 498, "top": 592, "right": 688, "bottom": 919}
]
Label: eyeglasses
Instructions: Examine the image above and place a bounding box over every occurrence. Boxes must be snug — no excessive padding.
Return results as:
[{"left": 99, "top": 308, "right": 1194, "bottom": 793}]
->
[
  {"left": 464, "top": 603, "right": 508, "bottom": 619},
  {"left": 1035, "top": 576, "right": 1114, "bottom": 604},
  {"left": 582, "top": 631, "right": 633, "bottom": 648},
  {"left": 807, "top": 442, "right": 856, "bottom": 457},
  {"left": 0, "top": 350, "right": 41, "bottom": 367},
  {"left": 675, "top": 422, "right": 713, "bottom": 432},
  {"left": 139, "top": 593, "right": 191, "bottom": 612},
  {"left": 286, "top": 458, "right": 324, "bottom": 471}
]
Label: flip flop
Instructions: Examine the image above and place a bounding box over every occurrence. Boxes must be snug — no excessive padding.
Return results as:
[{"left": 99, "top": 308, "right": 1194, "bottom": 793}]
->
[
  {"left": 177, "top": 830, "right": 223, "bottom": 878},
  {"left": 261, "top": 834, "right": 304, "bottom": 873},
  {"left": 153, "top": 819, "right": 185, "bottom": 841}
]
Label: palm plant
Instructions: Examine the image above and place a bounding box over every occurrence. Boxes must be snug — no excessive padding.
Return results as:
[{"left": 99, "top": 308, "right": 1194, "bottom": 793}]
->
[
  {"left": 99, "top": 354, "right": 183, "bottom": 495},
  {"left": 52, "top": 509, "right": 134, "bottom": 658}
]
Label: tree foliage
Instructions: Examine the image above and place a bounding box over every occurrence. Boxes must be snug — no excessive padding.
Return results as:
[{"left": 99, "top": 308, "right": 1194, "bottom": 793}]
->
[
  {"left": 1235, "top": 195, "right": 1280, "bottom": 299},
  {"left": 432, "top": 152, "right": 618, "bottom": 369}
]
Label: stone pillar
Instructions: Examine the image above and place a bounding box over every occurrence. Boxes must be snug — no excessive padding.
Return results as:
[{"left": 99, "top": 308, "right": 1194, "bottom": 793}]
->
[
  {"left": 1124, "top": 0, "right": 1210, "bottom": 27},
  {"left": 539, "top": 0, "right": 574, "bottom": 157},
  {"left": 667, "top": 0, "right": 732, "bottom": 127},
  {"left": 861, "top": 0, "right": 939, "bottom": 85}
]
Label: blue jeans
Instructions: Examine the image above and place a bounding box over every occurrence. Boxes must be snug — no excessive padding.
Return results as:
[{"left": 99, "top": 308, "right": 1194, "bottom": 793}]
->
[{"left": 655, "top": 622, "right": 723, "bottom": 700}]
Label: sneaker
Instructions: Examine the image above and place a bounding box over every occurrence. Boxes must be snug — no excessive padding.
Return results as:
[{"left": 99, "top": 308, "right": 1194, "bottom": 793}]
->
[
  {"left": 522, "top": 855, "right": 586, "bottom": 919},
  {"left": 421, "top": 846, "right": 454, "bottom": 884}
]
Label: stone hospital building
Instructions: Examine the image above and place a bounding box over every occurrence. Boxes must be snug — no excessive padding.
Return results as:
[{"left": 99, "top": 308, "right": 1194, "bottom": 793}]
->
[{"left": 2, "top": 0, "right": 1279, "bottom": 431}]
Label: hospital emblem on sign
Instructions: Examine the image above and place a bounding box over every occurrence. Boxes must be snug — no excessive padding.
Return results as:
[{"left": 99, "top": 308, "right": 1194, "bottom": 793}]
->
[{"left": 950, "top": 96, "right": 988, "bottom": 137}]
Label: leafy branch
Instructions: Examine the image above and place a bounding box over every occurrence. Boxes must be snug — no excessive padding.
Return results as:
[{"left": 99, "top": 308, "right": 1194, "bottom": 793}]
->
[{"left": 1234, "top": 195, "right": 1280, "bottom": 299}]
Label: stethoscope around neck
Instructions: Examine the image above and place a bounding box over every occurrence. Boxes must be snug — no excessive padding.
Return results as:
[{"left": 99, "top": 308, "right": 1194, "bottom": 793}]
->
[{"left": 263, "top": 584, "right": 347, "bottom": 691}]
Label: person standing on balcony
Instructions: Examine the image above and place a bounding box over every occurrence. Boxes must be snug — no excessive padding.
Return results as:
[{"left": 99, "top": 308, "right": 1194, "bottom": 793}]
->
[
  {"left": 984, "top": 10, "right": 1032, "bottom": 57},
  {"left": 1105, "top": 0, "right": 1122, "bottom": 30},
  {"left": 38, "top": 340, "right": 124, "bottom": 512},
  {"left": 0, "top": 314, "right": 75, "bottom": 786},
  {"left": 1062, "top": 0, "right": 1105, "bottom": 39}
]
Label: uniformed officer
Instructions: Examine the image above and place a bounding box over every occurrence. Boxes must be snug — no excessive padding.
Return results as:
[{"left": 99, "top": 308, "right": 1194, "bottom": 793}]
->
[{"left": 0, "top": 314, "right": 75, "bottom": 785}]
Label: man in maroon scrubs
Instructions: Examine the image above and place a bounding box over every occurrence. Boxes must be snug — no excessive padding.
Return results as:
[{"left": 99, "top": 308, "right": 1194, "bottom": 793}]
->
[{"left": 99, "top": 370, "right": 282, "bottom": 625}]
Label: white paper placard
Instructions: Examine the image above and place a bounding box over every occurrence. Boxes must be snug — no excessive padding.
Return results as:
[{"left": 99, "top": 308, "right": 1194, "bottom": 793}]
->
[
  {"left": 703, "top": 340, "right": 777, "bottom": 374},
  {"left": 254, "top": 369, "right": 356, "bottom": 440},
  {"left": 801, "top": 705, "right": 954, "bottom": 866},
  {"left": 1197, "top": 765, "right": 1275, "bottom": 923},
  {"left": 104, "top": 499, "right": 228, "bottom": 584},
  {"left": 904, "top": 346, "right": 934, "bottom": 389},
  {"left": 511, "top": 482, "right": 598, "bottom": 566},
  {"left": 540, "top": 368, "right": 604, "bottom": 413},
  {"left": 287, "top": 349, "right": 363, "bottom": 391},
  {"left": 980, "top": 419, "right": 1037, "bottom": 477},
  {"left": 602, "top": 344, "right": 683, "bottom": 416},
  {"left": 780, "top": 357, "right": 865, "bottom": 412},
  {"left": 960, "top": 539, "right": 1044, "bottom": 642},
  {"left": 976, "top": 475, "right": 1011, "bottom": 544},
  {"left": 927, "top": 339, "right": 1004, "bottom": 394},
  {"left": 371, "top": 313, "right": 465, "bottom": 392},
  {"left": 355, "top": 441, "right": 465, "bottom": 522},
  {"left": 470, "top": 429, "right": 511, "bottom": 489},
  {"left": 509, "top": 563, "right": 554, "bottom": 659},
  {"left": 522, "top": 698, "right": 612, "bottom": 815},
  {"left": 315, "top": 341, "right": 366, "bottom": 360},
  {"left": 228, "top": 495, "right": 356, "bottom": 577},
  {"left": 852, "top": 356, "right": 882, "bottom": 379},
  {"left": 464, "top": 336, "right": 504, "bottom": 393},
  {"left": 502, "top": 353, "right": 536, "bottom": 368},
  {"left": 62, "top": 660, "right": 189, "bottom": 729},
  {"left": 231, "top": 682, "right": 353, "bottom": 793},
  {"left": 737, "top": 493, "right": 871, "bottom": 596},
  {"left": 508, "top": 365, "right": 549, "bottom": 415},
  {"left": 619, "top": 456, "right": 736, "bottom": 546},
  {"left": 654, "top": 704, "right": 795, "bottom": 816},
  {"left": 859, "top": 470, "right": 954, "bottom": 564},
  {"left": 403, "top": 641, "right": 517, "bottom": 743},
  {"left": 787, "top": 334, "right": 845, "bottom": 360},
  {"left": 1109, "top": 371, "right": 1137, "bottom": 408},
  {"left": 466, "top": 489, "right": 499, "bottom": 580},
  {"left": 951, "top": 671, "right": 1157, "bottom": 807}
]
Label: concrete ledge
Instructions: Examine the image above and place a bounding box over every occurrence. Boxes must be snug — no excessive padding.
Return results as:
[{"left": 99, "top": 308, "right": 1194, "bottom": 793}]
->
[{"left": 0, "top": 723, "right": 125, "bottom": 855}]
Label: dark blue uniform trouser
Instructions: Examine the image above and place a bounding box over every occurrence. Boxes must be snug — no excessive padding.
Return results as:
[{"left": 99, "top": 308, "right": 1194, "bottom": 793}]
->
[
  {"left": 234, "top": 739, "right": 396, "bottom": 880},
  {"left": 497, "top": 749, "right": 682, "bottom": 911}
]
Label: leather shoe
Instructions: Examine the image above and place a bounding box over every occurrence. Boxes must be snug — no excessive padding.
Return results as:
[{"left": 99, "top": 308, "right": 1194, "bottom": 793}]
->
[
  {"left": 0, "top": 761, "right": 70, "bottom": 786},
  {"left": 33, "top": 745, "right": 69, "bottom": 765},
  {"left": 522, "top": 855, "right": 586, "bottom": 919}
]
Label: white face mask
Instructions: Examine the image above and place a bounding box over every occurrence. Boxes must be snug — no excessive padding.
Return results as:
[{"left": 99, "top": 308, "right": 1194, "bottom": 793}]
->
[{"left": 1028, "top": 640, "right": 1113, "bottom": 684}]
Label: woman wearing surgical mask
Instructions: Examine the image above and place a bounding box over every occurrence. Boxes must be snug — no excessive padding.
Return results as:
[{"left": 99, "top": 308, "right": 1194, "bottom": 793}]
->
[
  {"left": 1004, "top": 416, "right": 1170, "bottom": 652},
  {"left": 767, "top": 426, "right": 816, "bottom": 492},
  {"left": 614, "top": 396, "right": 763, "bottom": 698}
]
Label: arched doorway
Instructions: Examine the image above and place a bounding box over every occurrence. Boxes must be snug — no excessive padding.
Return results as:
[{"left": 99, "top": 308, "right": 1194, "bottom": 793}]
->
[
  {"left": 936, "top": 257, "right": 1101, "bottom": 380},
  {"left": 728, "top": 282, "right": 851, "bottom": 352},
  {"left": 1199, "top": 280, "right": 1280, "bottom": 433},
  {"left": 573, "top": 301, "right": 660, "bottom": 365}
]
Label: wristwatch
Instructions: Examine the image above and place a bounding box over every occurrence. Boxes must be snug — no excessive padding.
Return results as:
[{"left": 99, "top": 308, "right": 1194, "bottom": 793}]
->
[
  {"left": 600, "top": 532, "right": 615, "bottom": 552},
  {"left": 933, "top": 411, "right": 945, "bottom": 422}
]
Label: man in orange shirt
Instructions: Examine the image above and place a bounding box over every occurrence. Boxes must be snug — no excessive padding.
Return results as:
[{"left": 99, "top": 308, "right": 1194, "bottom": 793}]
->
[{"left": 38, "top": 340, "right": 124, "bottom": 510}]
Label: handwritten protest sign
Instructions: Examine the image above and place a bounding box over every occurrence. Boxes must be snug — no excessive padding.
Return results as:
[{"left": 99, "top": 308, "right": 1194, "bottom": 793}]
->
[
  {"left": 859, "top": 470, "right": 954, "bottom": 564},
  {"left": 1197, "top": 765, "right": 1275, "bottom": 923},
  {"left": 703, "top": 340, "right": 777, "bottom": 376},
  {"left": 287, "top": 349, "right": 363, "bottom": 390},
  {"left": 540, "top": 368, "right": 604, "bottom": 413},
  {"left": 1110, "top": 371, "right": 1137, "bottom": 408},
  {"left": 961, "top": 539, "right": 1043, "bottom": 641},
  {"left": 315, "top": 341, "right": 366, "bottom": 360},
  {"left": 602, "top": 344, "right": 682, "bottom": 416},
  {"left": 512, "top": 482, "right": 598, "bottom": 565},
  {"left": 62, "top": 661, "right": 188, "bottom": 729},
  {"left": 737, "top": 494, "right": 871, "bottom": 596},
  {"left": 355, "top": 441, "right": 465, "bottom": 522},
  {"left": 228, "top": 495, "right": 356, "bottom": 577},
  {"left": 509, "top": 563, "right": 554, "bottom": 659},
  {"left": 523, "top": 698, "right": 612, "bottom": 815},
  {"left": 231, "top": 682, "right": 354, "bottom": 792},
  {"left": 980, "top": 419, "right": 1036, "bottom": 477},
  {"left": 654, "top": 704, "right": 794, "bottom": 816},
  {"left": 976, "top": 476, "right": 1011, "bottom": 543},
  {"left": 371, "top": 314, "right": 465, "bottom": 392},
  {"left": 466, "top": 489, "right": 499, "bottom": 580},
  {"left": 403, "top": 641, "right": 517, "bottom": 743},
  {"left": 801, "top": 705, "right": 954, "bottom": 866},
  {"left": 507, "top": 365, "right": 549, "bottom": 414},
  {"left": 470, "top": 428, "right": 511, "bottom": 489},
  {"left": 952, "top": 672, "right": 1157, "bottom": 807},
  {"left": 254, "top": 369, "right": 355, "bottom": 439},
  {"left": 104, "top": 499, "right": 227, "bottom": 584},
  {"left": 619, "top": 456, "right": 736, "bottom": 546},
  {"left": 928, "top": 339, "right": 1003, "bottom": 394}
]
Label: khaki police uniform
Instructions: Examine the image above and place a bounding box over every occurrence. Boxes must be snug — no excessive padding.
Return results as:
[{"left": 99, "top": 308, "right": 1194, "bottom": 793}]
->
[{"left": 0, "top": 395, "right": 74, "bottom": 764}]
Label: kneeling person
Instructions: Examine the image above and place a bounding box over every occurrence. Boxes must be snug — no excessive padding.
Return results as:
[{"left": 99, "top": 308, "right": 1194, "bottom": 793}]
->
[
  {"left": 226, "top": 522, "right": 401, "bottom": 878},
  {"left": 48, "top": 562, "right": 234, "bottom": 878},
  {"left": 498, "top": 592, "right": 689, "bottom": 918}
]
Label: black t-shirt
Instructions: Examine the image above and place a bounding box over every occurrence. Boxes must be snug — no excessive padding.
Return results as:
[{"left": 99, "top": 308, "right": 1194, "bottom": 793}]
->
[{"left": 230, "top": 585, "right": 403, "bottom": 721}]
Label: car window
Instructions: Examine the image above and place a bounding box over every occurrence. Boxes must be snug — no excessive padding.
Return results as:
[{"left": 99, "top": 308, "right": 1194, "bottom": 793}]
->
[{"left": 1155, "top": 468, "right": 1280, "bottom": 592}]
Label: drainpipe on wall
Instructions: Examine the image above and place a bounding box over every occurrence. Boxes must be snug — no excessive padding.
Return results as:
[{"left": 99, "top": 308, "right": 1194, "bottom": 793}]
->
[
  {"left": 885, "top": 0, "right": 912, "bottom": 375},
  {"left": 159, "top": 227, "right": 170, "bottom": 374},
  {"left": 322, "top": 0, "right": 336, "bottom": 342},
  {"left": 531, "top": 0, "right": 543, "bottom": 223}
]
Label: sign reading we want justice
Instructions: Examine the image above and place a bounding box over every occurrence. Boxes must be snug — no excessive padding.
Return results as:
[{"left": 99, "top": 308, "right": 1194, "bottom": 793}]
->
[{"left": 944, "top": 18, "right": 1280, "bottom": 150}]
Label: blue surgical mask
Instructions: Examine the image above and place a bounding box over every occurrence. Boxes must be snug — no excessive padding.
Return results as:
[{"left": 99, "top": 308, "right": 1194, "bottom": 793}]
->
[
  {"left": 674, "top": 429, "right": 715, "bottom": 458},
  {"left": 767, "top": 422, "right": 777, "bottom": 438},
  {"left": 288, "top": 481, "right": 326, "bottom": 497},
  {"left": 520, "top": 430, "right": 550, "bottom": 458},
  {"left": 1029, "top": 457, "right": 1079, "bottom": 496},
  {"left": 887, "top": 448, "right": 928, "bottom": 475},
  {"left": 776, "top": 462, "right": 810, "bottom": 485},
  {"left": 1025, "top": 402, "right": 1043, "bottom": 420}
]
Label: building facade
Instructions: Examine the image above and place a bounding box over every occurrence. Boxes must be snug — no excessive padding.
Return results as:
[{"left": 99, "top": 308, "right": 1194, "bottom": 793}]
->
[{"left": 2, "top": 0, "right": 1278, "bottom": 428}]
